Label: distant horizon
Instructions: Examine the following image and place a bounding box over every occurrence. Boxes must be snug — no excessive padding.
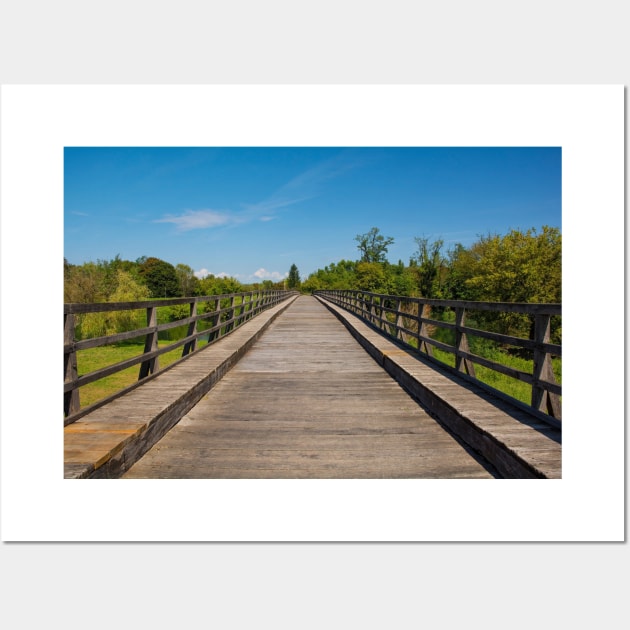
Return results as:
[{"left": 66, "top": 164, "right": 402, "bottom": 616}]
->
[{"left": 64, "top": 146, "right": 561, "bottom": 281}]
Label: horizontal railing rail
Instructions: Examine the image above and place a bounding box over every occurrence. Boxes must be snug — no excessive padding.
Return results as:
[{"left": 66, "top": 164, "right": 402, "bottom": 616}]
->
[
  {"left": 64, "top": 290, "right": 297, "bottom": 424},
  {"left": 315, "top": 289, "right": 561, "bottom": 425}
]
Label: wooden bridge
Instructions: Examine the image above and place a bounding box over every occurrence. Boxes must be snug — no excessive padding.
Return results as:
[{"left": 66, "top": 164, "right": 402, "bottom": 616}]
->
[{"left": 64, "top": 291, "right": 561, "bottom": 479}]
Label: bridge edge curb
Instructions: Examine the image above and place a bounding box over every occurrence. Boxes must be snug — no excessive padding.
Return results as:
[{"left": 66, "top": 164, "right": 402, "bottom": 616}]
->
[
  {"left": 314, "top": 295, "right": 558, "bottom": 479},
  {"left": 65, "top": 294, "right": 300, "bottom": 479}
]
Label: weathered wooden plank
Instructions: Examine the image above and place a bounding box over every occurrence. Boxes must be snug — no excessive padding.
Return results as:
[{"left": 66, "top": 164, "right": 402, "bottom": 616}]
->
[
  {"left": 64, "top": 295, "right": 300, "bottom": 478},
  {"left": 123, "top": 296, "right": 498, "bottom": 479},
  {"left": 317, "top": 296, "right": 562, "bottom": 478},
  {"left": 64, "top": 290, "right": 298, "bottom": 421},
  {"left": 317, "top": 291, "right": 561, "bottom": 315},
  {"left": 317, "top": 290, "right": 562, "bottom": 421},
  {"left": 67, "top": 294, "right": 561, "bottom": 480}
]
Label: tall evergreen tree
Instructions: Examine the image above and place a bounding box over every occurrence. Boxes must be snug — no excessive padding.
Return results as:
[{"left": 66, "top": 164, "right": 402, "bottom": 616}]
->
[{"left": 287, "top": 263, "right": 301, "bottom": 289}]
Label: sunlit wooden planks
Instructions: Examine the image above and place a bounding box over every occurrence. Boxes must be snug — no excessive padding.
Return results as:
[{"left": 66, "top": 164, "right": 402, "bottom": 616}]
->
[
  {"left": 123, "top": 296, "right": 498, "bottom": 479},
  {"left": 64, "top": 295, "right": 300, "bottom": 478},
  {"left": 317, "top": 296, "right": 562, "bottom": 479}
]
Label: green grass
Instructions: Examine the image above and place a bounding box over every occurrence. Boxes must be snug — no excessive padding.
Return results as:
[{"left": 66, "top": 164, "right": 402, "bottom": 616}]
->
[
  {"left": 388, "top": 310, "right": 561, "bottom": 408},
  {"left": 430, "top": 346, "right": 561, "bottom": 406},
  {"left": 73, "top": 300, "right": 251, "bottom": 408},
  {"left": 74, "top": 303, "right": 561, "bottom": 413},
  {"left": 76, "top": 338, "right": 209, "bottom": 408}
]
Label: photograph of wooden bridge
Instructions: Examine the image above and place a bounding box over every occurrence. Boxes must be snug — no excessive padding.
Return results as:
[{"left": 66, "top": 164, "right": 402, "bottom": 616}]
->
[{"left": 64, "top": 289, "right": 561, "bottom": 479}]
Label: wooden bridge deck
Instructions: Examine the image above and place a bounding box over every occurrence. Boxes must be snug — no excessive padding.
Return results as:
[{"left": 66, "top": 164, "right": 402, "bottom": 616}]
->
[
  {"left": 66, "top": 295, "right": 561, "bottom": 480},
  {"left": 123, "top": 296, "right": 498, "bottom": 478}
]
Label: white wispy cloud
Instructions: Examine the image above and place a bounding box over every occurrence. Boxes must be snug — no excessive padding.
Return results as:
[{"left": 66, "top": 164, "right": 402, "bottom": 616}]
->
[
  {"left": 156, "top": 209, "right": 236, "bottom": 231},
  {"left": 253, "top": 268, "right": 288, "bottom": 281},
  {"left": 242, "top": 151, "right": 362, "bottom": 219},
  {"left": 194, "top": 268, "right": 236, "bottom": 279},
  {"left": 156, "top": 151, "right": 362, "bottom": 232},
  {"left": 194, "top": 267, "right": 287, "bottom": 281}
]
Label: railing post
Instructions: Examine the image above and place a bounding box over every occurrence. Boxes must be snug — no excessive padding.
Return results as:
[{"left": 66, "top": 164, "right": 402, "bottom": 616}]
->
[
  {"left": 230, "top": 294, "right": 237, "bottom": 330},
  {"left": 368, "top": 294, "right": 375, "bottom": 323},
  {"left": 455, "top": 307, "right": 475, "bottom": 376},
  {"left": 379, "top": 296, "right": 387, "bottom": 331},
  {"left": 395, "top": 298, "right": 406, "bottom": 341},
  {"left": 417, "top": 303, "right": 434, "bottom": 357},
  {"left": 182, "top": 299, "right": 198, "bottom": 357},
  {"left": 139, "top": 306, "right": 159, "bottom": 379},
  {"left": 210, "top": 298, "right": 220, "bottom": 341},
  {"left": 64, "top": 313, "right": 80, "bottom": 416},
  {"left": 532, "top": 314, "right": 561, "bottom": 418},
  {"left": 245, "top": 291, "right": 254, "bottom": 320}
]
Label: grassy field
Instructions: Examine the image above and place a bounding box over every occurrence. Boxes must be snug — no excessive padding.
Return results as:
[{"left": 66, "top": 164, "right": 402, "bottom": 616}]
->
[
  {"left": 73, "top": 303, "right": 561, "bottom": 412},
  {"left": 73, "top": 299, "right": 246, "bottom": 409},
  {"left": 76, "top": 338, "right": 209, "bottom": 408},
  {"left": 400, "top": 309, "right": 562, "bottom": 408},
  {"left": 431, "top": 346, "right": 561, "bottom": 407}
]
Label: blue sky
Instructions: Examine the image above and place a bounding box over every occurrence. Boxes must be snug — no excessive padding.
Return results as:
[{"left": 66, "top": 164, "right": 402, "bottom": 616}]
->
[{"left": 64, "top": 147, "right": 561, "bottom": 282}]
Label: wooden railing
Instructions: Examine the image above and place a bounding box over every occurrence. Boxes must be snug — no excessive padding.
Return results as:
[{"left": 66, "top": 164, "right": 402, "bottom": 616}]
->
[
  {"left": 315, "top": 290, "right": 561, "bottom": 425},
  {"left": 64, "top": 290, "right": 297, "bottom": 424}
]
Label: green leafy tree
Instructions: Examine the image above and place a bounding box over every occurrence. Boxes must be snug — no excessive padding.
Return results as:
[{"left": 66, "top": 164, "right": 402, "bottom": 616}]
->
[
  {"left": 389, "top": 260, "right": 417, "bottom": 296},
  {"left": 463, "top": 227, "right": 561, "bottom": 304},
  {"left": 139, "top": 257, "right": 182, "bottom": 298},
  {"left": 175, "top": 263, "right": 200, "bottom": 296},
  {"left": 304, "top": 259, "right": 357, "bottom": 291},
  {"left": 64, "top": 261, "right": 107, "bottom": 303},
  {"left": 443, "top": 243, "right": 478, "bottom": 300},
  {"left": 355, "top": 227, "right": 394, "bottom": 263},
  {"left": 198, "top": 274, "right": 242, "bottom": 296},
  {"left": 301, "top": 275, "right": 323, "bottom": 294},
  {"left": 97, "top": 255, "right": 143, "bottom": 296},
  {"left": 448, "top": 227, "right": 562, "bottom": 340},
  {"left": 76, "top": 269, "right": 151, "bottom": 339},
  {"left": 355, "top": 261, "right": 388, "bottom": 293},
  {"left": 411, "top": 236, "right": 445, "bottom": 298},
  {"left": 287, "top": 264, "right": 301, "bottom": 289}
]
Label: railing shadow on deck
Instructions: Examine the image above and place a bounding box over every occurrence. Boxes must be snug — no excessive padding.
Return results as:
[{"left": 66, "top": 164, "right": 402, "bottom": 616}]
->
[
  {"left": 315, "top": 290, "right": 561, "bottom": 429},
  {"left": 64, "top": 290, "right": 298, "bottom": 425}
]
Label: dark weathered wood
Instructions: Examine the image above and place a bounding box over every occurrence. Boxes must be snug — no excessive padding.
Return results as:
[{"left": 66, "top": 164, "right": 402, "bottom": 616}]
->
[
  {"left": 455, "top": 307, "right": 475, "bottom": 377},
  {"left": 68, "top": 326, "right": 155, "bottom": 352},
  {"left": 317, "top": 296, "right": 561, "bottom": 477},
  {"left": 64, "top": 295, "right": 300, "bottom": 478},
  {"left": 316, "top": 289, "right": 562, "bottom": 421},
  {"left": 324, "top": 290, "right": 561, "bottom": 315},
  {"left": 64, "top": 290, "right": 298, "bottom": 420},
  {"left": 66, "top": 295, "right": 561, "bottom": 479},
  {"left": 532, "top": 314, "right": 562, "bottom": 419},
  {"left": 139, "top": 305, "right": 159, "bottom": 378},
  {"left": 123, "top": 297, "right": 499, "bottom": 479},
  {"left": 182, "top": 301, "right": 198, "bottom": 357},
  {"left": 64, "top": 313, "right": 80, "bottom": 416},
  {"left": 418, "top": 303, "right": 434, "bottom": 356},
  {"left": 64, "top": 291, "right": 292, "bottom": 314}
]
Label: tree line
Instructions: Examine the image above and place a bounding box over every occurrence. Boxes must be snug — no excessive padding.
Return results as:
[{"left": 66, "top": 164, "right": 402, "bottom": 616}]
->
[
  {"left": 301, "top": 225, "right": 561, "bottom": 343},
  {"left": 63, "top": 256, "right": 299, "bottom": 305},
  {"left": 64, "top": 225, "right": 559, "bottom": 342},
  {"left": 302, "top": 225, "right": 561, "bottom": 305},
  {"left": 64, "top": 226, "right": 560, "bottom": 306}
]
